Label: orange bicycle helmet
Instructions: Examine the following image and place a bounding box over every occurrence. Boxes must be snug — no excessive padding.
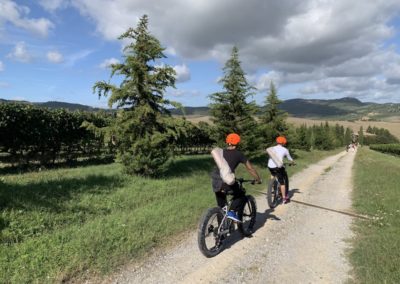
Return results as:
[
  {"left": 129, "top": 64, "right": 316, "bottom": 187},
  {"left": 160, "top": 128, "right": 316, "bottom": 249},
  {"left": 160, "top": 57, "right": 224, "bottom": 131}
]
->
[
  {"left": 276, "top": 136, "right": 287, "bottom": 145},
  {"left": 226, "top": 133, "right": 241, "bottom": 145}
]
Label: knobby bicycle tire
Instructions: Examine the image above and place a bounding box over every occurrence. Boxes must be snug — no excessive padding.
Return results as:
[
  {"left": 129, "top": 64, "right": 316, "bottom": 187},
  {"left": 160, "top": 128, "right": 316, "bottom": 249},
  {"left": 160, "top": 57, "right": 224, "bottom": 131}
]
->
[
  {"left": 197, "top": 207, "right": 225, "bottom": 258},
  {"left": 267, "top": 178, "right": 280, "bottom": 208},
  {"left": 237, "top": 195, "right": 257, "bottom": 236}
]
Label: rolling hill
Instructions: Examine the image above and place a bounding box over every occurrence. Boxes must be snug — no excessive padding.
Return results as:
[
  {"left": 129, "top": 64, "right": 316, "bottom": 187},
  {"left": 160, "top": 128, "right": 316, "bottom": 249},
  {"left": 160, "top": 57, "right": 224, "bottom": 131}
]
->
[
  {"left": 170, "top": 97, "right": 400, "bottom": 121},
  {"left": 0, "top": 99, "right": 105, "bottom": 112},
  {"left": 1, "top": 97, "right": 400, "bottom": 121}
]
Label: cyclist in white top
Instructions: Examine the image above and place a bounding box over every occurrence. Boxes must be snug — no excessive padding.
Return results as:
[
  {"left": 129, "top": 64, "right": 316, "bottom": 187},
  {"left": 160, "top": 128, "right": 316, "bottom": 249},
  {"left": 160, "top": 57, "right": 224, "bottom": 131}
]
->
[{"left": 267, "top": 136, "right": 295, "bottom": 204}]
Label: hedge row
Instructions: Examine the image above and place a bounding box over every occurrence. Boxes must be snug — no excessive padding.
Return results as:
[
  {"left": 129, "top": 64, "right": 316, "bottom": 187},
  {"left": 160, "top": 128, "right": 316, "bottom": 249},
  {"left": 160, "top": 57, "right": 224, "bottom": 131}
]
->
[
  {"left": 0, "top": 103, "right": 115, "bottom": 166},
  {"left": 369, "top": 144, "right": 400, "bottom": 156}
]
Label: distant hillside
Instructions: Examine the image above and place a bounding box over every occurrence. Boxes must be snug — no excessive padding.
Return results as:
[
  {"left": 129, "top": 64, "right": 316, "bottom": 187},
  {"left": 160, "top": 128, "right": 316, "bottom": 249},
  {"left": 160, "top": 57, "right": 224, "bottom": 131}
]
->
[
  {"left": 37, "top": 101, "right": 99, "bottom": 111},
  {"left": 1, "top": 97, "right": 399, "bottom": 120},
  {"left": 169, "top": 106, "right": 209, "bottom": 116},
  {"left": 280, "top": 98, "right": 350, "bottom": 117},
  {"left": 0, "top": 99, "right": 106, "bottom": 112},
  {"left": 172, "top": 97, "right": 400, "bottom": 121},
  {"left": 280, "top": 97, "right": 400, "bottom": 120},
  {"left": 279, "top": 97, "right": 368, "bottom": 118}
]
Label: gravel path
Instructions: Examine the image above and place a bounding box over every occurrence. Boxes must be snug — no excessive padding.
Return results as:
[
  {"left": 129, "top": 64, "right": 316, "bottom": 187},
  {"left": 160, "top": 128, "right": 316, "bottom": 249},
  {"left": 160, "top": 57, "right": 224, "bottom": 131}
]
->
[{"left": 102, "top": 150, "right": 356, "bottom": 284}]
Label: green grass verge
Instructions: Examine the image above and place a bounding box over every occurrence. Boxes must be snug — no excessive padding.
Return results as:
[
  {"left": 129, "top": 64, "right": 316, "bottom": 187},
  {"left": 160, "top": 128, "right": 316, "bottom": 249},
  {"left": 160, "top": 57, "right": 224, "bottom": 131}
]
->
[
  {"left": 0, "top": 148, "right": 342, "bottom": 282},
  {"left": 351, "top": 147, "right": 400, "bottom": 283}
]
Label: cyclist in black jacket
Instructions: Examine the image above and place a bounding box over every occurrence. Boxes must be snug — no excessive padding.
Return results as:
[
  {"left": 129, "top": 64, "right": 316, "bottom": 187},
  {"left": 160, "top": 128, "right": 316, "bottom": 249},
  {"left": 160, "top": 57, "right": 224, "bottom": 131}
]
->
[{"left": 211, "top": 133, "right": 261, "bottom": 222}]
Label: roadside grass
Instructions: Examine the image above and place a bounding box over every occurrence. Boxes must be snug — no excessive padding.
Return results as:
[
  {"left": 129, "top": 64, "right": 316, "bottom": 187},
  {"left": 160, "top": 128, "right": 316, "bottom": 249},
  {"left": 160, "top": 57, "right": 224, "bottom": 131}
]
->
[
  {"left": 0, "top": 148, "right": 343, "bottom": 282},
  {"left": 351, "top": 147, "right": 400, "bottom": 283}
]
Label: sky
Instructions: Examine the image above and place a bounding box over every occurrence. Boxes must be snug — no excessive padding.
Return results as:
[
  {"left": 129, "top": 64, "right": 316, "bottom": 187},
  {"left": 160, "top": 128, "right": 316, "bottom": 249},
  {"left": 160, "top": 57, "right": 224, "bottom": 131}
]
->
[{"left": 1, "top": 0, "right": 400, "bottom": 108}]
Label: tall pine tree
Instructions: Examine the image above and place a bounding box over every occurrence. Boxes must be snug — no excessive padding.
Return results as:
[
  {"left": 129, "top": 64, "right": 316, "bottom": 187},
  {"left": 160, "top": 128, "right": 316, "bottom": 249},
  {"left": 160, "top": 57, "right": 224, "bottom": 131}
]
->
[
  {"left": 92, "top": 15, "right": 177, "bottom": 176},
  {"left": 259, "top": 81, "right": 288, "bottom": 147},
  {"left": 209, "top": 46, "right": 260, "bottom": 157}
]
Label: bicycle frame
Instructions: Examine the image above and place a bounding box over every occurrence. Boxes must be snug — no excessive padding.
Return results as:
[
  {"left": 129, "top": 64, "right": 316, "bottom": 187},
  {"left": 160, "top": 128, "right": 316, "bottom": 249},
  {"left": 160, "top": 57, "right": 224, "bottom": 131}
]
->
[
  {"left": 218, "top": 205, "right": 233, "bottom": 236},
  {"left": 214, "top": 179, "right": 253, "bottom": 239}
]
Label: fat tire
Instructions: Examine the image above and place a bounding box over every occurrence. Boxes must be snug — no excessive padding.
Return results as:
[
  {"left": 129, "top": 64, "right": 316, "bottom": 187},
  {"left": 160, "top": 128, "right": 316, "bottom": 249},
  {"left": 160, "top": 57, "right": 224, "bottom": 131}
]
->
[
  {"left": 197, "top": 207, "right": 224, "bottom": 258},
  {"left": 267, "top": 178, "right": 280, "bottom": 208},
  {"left": 237, "top": 195, "right": 257, "bottom": 237}
]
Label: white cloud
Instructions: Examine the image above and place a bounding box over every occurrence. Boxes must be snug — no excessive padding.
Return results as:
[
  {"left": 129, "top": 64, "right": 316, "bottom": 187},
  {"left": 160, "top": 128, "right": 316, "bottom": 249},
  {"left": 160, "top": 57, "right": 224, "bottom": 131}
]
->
[
  {"left": 167, "top": 88, "right": 202, "bottom": 98},
  {"left": 173, "top": 64, "right": 191, "bottom": 83},
  {"left": 298, "top": 76, "right": 400, "bottom": 103},
  {"left": 38, "top": 0, "right": 67, "bottom": 12},
  {"left": 70, "top": 1, "right": 399, "bottom": 62},
  {"left": 99, "top": 57, "right": 120, "bottom": 69},
  {"left": 252, "top": 71, "right": 284, "bottom": 92},
  {"left": 8, "top": 0, "right": 396, "bottom": 102},
  {"left": 165, "top": 46, "right": 177, "bottom": 56},
  {"left": 0, "top": 0, "right": 54, "bottom": 37},
  {"left": 64, "top": 49, "right": 93, "bottom": 67},
  {"left": 47, "top": 50, "right": 64, "bottom": 63},
  {"left": 2, "top": 1, "right": 398, "bottom": 103},
  {"left": 7, "top": 41, "right": 32, "bottom": 63}
]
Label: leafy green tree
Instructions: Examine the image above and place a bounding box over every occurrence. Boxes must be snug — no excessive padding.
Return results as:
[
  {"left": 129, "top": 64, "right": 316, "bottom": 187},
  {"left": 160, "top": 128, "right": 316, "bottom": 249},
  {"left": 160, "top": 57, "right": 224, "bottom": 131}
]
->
[
  {"left": 363, "top": 127, "right": 399, "bottom": 145},
  {"left": 259, "top": 81, "right": 288, "bottom": 147},
  {"left": 209, "top": 46, "right": 260, "bottom": 157},
  {"left": 92, "top": 15, "right": 178, "bottom": 176}
]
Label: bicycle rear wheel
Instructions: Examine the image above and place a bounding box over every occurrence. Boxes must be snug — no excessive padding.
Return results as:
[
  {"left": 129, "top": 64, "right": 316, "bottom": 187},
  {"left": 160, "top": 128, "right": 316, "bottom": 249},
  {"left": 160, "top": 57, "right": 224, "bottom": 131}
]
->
[
  {"left": 267, "top": 178, "right": 281, "bottom": 208},
  {"left": 197, "top": 207, "right": 225, "bottom": 258},
  {"left": 237, "top": 195, "right": 257, "bottom": 237}
]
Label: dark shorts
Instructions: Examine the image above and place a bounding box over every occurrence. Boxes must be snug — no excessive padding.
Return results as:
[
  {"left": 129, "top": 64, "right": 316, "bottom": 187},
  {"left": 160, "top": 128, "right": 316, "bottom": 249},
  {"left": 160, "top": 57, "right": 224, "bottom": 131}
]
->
[{"left": 268, "top": 167, "right": 287, "bottom": 184}]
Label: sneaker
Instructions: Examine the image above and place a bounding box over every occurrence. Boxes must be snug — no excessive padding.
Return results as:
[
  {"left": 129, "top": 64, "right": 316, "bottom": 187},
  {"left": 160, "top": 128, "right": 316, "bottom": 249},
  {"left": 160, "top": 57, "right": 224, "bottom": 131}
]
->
[
  {"left": 283, "top": 197, "right": 290, "bottom": 204},
  {"left": 227, "top": 211, "right": 242, "bottom": 222}
]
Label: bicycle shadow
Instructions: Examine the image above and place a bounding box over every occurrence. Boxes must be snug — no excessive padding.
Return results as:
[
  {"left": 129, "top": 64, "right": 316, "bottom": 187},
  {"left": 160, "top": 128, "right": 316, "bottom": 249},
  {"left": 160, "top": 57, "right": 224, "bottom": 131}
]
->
[
  {"left": 217, "top": 188, "right": 303, "bottom": 254},
  {"left": 217, "top": 208, "right": 280, "bottom": 252},
  {"left": 288, "top": 188, "right": 301, "bottom": 199}
]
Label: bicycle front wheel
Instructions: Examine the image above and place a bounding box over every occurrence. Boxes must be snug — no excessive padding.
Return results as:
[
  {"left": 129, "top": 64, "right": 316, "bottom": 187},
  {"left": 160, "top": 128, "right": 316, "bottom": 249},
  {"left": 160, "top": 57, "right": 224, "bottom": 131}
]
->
[
  {"left": 197, "top": 207, "right": 225, "bottom": 258},
  {"left": 237, "top": 195, "right": 257, "bottom": 237},
  {"left": 267, "top": 178, "right": 281, "bottom": 208}
]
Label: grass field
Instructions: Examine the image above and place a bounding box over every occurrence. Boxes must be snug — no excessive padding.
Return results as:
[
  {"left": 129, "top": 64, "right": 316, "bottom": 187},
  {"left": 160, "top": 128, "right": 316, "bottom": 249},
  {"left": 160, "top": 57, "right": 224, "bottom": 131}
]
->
[
  {"left": 287, "top": 117, "right": 400, "bottom": 140},
  {"left": 351, "top": 147, "right": 400, "bottom": 283},
  {"left": 0, "top": 148, "right": 342, "bottom": 283}
]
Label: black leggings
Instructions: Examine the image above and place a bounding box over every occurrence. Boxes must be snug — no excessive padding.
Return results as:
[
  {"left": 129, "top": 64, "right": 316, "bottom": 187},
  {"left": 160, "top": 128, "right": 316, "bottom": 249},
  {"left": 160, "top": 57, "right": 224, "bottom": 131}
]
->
[
  {"left": 268, "top": 167, "right": 289, "bottom": 196},
  {"left": 215, "top": 182, "right": 247, "bottom": 212}
]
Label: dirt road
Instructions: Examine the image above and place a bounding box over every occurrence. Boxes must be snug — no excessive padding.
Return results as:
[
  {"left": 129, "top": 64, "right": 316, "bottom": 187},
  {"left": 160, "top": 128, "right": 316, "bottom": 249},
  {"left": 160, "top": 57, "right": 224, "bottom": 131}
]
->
[{"left": 107, "top": 150, "right": 356, "bottom": 283}]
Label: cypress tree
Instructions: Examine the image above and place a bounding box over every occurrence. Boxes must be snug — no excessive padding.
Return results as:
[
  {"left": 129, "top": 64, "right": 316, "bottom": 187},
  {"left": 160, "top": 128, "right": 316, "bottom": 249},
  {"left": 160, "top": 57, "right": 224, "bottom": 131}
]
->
[
  {"left": 209, "top": 46, "right": 260, "bottom": 157},
  {"left": 296, "top": 124, "right": 311, "bottom": 151},
  {"left": 358, "top": 126, "right": 364, "bottom": 145},
  {"left": 344, "top": 127, "right": 353, "bottom": 145},
  {"left": 92, "top": 15, "right": 177, "bottom": 176}
]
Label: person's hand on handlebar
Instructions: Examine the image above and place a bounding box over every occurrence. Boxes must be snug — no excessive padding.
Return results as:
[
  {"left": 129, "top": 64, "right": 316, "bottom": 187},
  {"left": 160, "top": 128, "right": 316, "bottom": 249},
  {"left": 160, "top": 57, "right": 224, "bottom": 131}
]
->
[{"left": 251, "top": 178, "right": 262, "bottom": 185}]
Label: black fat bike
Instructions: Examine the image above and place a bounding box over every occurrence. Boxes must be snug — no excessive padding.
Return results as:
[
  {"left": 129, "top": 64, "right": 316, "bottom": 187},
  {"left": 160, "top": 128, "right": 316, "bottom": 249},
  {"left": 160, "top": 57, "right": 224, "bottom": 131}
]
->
[{"left": 197, "top": 178, "right": 257, "bottom": 258}]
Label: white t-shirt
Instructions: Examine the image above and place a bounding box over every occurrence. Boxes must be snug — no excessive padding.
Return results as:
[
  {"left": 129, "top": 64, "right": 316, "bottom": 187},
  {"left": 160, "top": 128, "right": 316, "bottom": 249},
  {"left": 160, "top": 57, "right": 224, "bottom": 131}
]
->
[{"left": 268, "top": 144, "right": 293, "bottom": 168}]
